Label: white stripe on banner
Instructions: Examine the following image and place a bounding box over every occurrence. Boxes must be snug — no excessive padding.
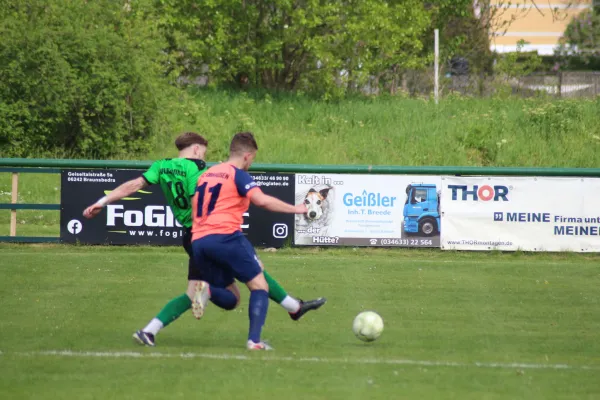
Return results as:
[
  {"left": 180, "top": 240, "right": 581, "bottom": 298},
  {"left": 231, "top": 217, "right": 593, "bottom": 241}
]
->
[{"left": 1, "top": 350, "right": 598, "bottom": 371}]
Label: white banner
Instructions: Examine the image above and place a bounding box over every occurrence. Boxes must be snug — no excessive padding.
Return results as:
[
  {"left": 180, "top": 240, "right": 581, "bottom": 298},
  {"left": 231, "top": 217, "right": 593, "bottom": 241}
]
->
[
  {"left": 441, "top": 176, "right": 600, "bottom": 252},
  {"left": 294, "top": 173, "right": 442, "bottom": 247}
]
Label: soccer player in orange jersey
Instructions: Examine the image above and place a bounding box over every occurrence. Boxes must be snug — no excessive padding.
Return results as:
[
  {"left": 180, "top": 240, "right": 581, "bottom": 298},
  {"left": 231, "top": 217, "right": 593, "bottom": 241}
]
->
[{"left": 191, "top": 132, "right": 308, "bottom": 350}]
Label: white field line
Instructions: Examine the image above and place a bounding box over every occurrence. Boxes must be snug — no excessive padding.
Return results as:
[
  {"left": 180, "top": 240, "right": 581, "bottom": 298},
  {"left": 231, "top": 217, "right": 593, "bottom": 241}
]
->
[{"left": 1, "top": 350, "right": 598, "bottom": 371}]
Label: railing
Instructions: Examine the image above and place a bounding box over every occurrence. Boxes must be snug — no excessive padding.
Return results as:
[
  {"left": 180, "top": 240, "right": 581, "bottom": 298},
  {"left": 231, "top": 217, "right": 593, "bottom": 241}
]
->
[
  {"left": 4, "top": 158, "right": 600, "bottom": 176},
  {"left": 0, "top": 164, "right": 62, "bottom": 243},
  {"left": 2, "top": 157, "right": 600, "bottom": 243}
]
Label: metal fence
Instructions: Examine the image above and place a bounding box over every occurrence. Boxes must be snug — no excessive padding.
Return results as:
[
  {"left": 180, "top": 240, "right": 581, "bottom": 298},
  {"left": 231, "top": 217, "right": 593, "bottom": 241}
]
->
[
  {"left": 181, "top": 67, "right": 600, "bottom": 98},
  {"left": 407, "top": 70, "right": 600, "bottom": 98}
]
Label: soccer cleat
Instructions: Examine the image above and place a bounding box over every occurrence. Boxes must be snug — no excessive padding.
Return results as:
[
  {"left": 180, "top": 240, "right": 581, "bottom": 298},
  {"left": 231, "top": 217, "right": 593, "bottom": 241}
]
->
[
  {"left": 192, "top": 280, "right": 210, "bottom": 319},
  {"left": 247, "top": 340, "right": 274, "bottom": 351},
  {"left": 132, "top": 330, "right": 155, "bottom": 347},
  {"left": 289, "top": 297, "right": 327, "bottom": 321}
]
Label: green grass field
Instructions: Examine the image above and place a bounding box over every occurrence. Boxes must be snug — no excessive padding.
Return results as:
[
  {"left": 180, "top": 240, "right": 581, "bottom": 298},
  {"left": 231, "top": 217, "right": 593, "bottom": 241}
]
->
[{"left": 1, "top": 245, "right": 599, "bottom": 399}]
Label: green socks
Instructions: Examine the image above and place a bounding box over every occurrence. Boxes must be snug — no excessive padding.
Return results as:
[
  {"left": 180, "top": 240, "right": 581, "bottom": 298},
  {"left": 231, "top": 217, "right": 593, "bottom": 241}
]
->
[
  {"left": 156, "top": 294, "right": 192, "bottom": 327},
  {"left": 264, "top": 270, "right": 287, "bottom": 303},
  {"left": 264, "top": 270, "right": 301, "bottom": 313},
  {"left": 148, "top": 271, "right": 297, "bottom": 335}
]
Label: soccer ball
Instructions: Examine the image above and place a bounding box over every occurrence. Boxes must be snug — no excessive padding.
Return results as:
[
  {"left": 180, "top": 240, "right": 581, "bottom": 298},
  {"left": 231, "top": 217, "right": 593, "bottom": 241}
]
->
[{"left": 352, "top": 311, "right": 384, "bottom": 342}]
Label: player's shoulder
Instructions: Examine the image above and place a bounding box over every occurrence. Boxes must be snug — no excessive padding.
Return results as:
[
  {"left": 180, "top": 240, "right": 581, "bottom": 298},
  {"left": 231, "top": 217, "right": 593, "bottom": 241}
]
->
[
  {"left": 232, "top": 166, "right": 253, "bottom": 180},
  {"left": 204, "top": 162, "right": 235, "bottom": 177},
  {"left": 232, "top": 166, "right": 257, "bottom": 193},
  {"left": 182, "top": 158, "right": 206, "bottom": 172},
  {"left": 158, "top": 157, "right": 206, "bottom": 173}
]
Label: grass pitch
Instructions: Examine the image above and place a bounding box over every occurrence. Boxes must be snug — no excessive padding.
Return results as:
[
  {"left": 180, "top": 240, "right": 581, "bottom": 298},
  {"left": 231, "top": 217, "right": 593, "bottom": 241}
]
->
[{"left": 0, "top": 245, "right": 599, "bottom": 399}]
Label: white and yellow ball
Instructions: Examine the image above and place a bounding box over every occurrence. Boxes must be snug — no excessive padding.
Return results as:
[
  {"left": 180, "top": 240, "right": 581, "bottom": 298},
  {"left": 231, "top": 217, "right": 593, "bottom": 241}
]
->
[{"left": 352, "top": 311, "right": 384, "bottom": 342}]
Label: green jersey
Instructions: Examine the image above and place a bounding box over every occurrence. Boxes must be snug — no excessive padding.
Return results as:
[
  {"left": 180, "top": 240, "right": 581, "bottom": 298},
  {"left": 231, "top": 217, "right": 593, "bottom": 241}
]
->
[{"left": 142, "top": 158, "right": 207, "bottom": 228}]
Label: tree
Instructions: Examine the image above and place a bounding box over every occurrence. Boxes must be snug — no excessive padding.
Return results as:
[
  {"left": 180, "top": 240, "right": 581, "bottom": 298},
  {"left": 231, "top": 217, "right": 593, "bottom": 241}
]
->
[
  {"left": 557, "top": 8, "right": 600, "bottom": 65},
  {"left": 0, "top": 0, "right": 174, "bottom": 158},
  {"left": 153, "top": 0, "right": 431, "bottom": 96}
]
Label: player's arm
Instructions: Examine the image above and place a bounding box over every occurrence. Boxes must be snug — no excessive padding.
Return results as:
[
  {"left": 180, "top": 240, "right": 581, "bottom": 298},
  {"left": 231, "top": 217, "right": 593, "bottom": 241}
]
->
[
  {"left": 83, "top": 177, "right": 148, "bottom": 219},
  {"left": 83, "top": 161, "right": 160, "bottom": 219},
  {"left": 235, "top": 169, "right": 307, "bottom": 214},
  {"left": 249, "top": 189, "right": 307, "bottom": 214}
]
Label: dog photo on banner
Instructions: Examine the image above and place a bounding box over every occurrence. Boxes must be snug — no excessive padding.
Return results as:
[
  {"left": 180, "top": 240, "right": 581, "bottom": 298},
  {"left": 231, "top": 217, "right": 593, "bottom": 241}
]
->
[{"left": 295, "top": 181, "right": 335, "bottom": 244}]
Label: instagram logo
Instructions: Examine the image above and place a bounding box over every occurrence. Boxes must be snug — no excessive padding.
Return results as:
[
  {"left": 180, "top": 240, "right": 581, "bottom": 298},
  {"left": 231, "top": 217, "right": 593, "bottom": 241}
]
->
[{"left": 272, "top": 223, "right": 288, "bottom": 239}]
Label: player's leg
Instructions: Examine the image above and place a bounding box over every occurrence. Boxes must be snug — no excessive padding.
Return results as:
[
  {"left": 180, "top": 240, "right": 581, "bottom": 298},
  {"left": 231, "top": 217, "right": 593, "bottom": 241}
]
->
[
  {"left": 133, "top": 279, "right": 238, "bottom": 346},
  {"left": 224, "top": 232, "right": 270, "bottom": 350},
  {"left": 260, "top": 260, "right": 296, "bottom": 308},
  {"left": 133, "top": 280, "right": 240, "bottom": 346},
  {"left": 132, "top": 231, "right": 237, "bottom": 346},
  {"left": 226, "top": 282, "right": 241, "bottom": 308},
  {"left": 244, "top": 271, "right": 271, "bottom": 350},
  {"left": 187, "top": 279, "right": 239, "bottom": 318},
  {"left": 214, "top": 232, "right": 271, "bottom": 350},
  {"left": 133, "top": 228, "right": 197, "bottom": 346},
  {"left": 133, "top": 276, "right": 238, "bottom": 346},
  {"left": 132, "top": 291, "right": 192, "bottom": 346},
  {"left": 189, "top": 236, "right": 239, "bottom": 318}
]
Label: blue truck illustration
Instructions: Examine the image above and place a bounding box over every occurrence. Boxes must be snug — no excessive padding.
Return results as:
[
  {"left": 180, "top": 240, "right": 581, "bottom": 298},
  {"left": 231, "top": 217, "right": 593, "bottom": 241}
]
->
[{"left": 403, "top": 184, "right": 440, "bottom": 237}]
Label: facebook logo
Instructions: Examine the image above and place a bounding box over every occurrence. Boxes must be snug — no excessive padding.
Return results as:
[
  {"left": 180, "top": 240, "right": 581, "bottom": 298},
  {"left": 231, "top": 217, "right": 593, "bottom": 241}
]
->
[
  {"left": 494, "top": 212, "right": 503, "bottom": 222},
  {"left": 67, "top": 219, "right": 83, "bottom": 235}
]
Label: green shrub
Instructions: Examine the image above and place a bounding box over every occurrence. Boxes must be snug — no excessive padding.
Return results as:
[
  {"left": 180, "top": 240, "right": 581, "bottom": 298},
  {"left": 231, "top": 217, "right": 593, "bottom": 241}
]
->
[
  {"left": 0, "top": 0, "right": 175, "bottom": 158},
  {"left": 523, "top": 100, "right": 587, "bottom": 140}
]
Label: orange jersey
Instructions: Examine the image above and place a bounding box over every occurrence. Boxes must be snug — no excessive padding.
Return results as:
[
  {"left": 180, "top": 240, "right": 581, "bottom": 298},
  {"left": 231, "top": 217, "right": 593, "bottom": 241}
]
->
[{"left": 192, "top": 163, "right": 261, "bottom": 240}]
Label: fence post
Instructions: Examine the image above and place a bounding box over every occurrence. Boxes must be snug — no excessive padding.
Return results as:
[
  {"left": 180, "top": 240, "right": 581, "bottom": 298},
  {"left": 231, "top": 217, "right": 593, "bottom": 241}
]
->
[
  {"left": 558, "top": 71, "right": 563, "bottom": 98},
  {"left": 10, "top": 172, "right": 18, "bottom": 237},
  {"left": 434, "top": 29, "right": 439, "bottom": 104}
]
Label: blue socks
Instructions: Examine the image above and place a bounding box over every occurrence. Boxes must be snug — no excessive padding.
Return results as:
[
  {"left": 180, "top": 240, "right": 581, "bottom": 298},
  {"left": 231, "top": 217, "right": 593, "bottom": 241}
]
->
[
  {"left": 203, "top": 286, "right": 270, "bottom": 342},
  {"left": 209, "top": 285, "right": 238, "bottom": 310},
  {"left": 248, "top": 290, "right": 269, "bottom": 343}
]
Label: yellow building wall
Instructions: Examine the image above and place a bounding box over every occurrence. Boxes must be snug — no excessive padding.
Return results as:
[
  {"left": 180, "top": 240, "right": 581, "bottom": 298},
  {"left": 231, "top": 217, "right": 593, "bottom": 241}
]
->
[{"left": 489, "top": 0, "right": 592, "bottom": 54}]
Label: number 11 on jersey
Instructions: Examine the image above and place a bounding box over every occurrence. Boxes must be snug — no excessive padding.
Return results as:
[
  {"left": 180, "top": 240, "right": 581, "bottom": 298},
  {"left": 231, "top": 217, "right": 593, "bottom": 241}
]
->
[{"left": 196, "top": 183, "right": 222, "bottom": 217}]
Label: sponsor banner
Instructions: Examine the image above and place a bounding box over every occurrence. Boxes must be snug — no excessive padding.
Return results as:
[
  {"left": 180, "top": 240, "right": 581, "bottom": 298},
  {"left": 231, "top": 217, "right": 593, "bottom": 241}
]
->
[
  {"left": 441, "top": 176, "right": 600, "bottom": 252},
  {"left": 293, "top": 173, "right": 442, "bottom": 247},
  {"left": 61, "top": 169, "right": 181, "bottom": 245},
  {"left": 60, "top": 169, "right": 294, "bottom": 247},
  {"left": 245, "top": 172, "right": 295, "bottom": 248}
]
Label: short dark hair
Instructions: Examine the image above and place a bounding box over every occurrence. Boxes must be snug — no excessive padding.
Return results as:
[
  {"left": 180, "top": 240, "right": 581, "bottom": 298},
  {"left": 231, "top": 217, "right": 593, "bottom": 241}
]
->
[
  {"left": 175, "top": 132, "right": 208, "bottom": 151},
  {"left": 229, "top": 132, "right": 258, "bottom": 155}
]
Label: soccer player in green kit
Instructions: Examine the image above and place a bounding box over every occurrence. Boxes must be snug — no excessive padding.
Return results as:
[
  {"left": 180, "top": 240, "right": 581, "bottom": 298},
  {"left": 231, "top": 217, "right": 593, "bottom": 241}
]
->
[{"left": 83, "top": 132, "right": 326, "bottom": 346}]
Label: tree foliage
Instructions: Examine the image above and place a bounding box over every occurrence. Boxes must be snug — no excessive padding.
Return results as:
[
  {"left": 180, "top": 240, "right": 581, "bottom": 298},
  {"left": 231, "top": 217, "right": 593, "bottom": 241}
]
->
[
  {"left": 154, "top": 0, "right": 431, "bottom": 95},
  {"left": 0, "top": 0, "right": 174, "bottom": 158},
  {"left": 557, "top": 9, "right": 600, "bottom": 64},
  {"left": 0, "top": 0, "right": 583, "bottom": 158}
]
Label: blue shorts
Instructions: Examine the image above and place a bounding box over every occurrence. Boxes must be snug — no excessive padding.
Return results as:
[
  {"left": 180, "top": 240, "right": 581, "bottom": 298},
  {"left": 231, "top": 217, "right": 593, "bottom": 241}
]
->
[{"left": 191, "top": 231, "right": 262, "bottom": 287}]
